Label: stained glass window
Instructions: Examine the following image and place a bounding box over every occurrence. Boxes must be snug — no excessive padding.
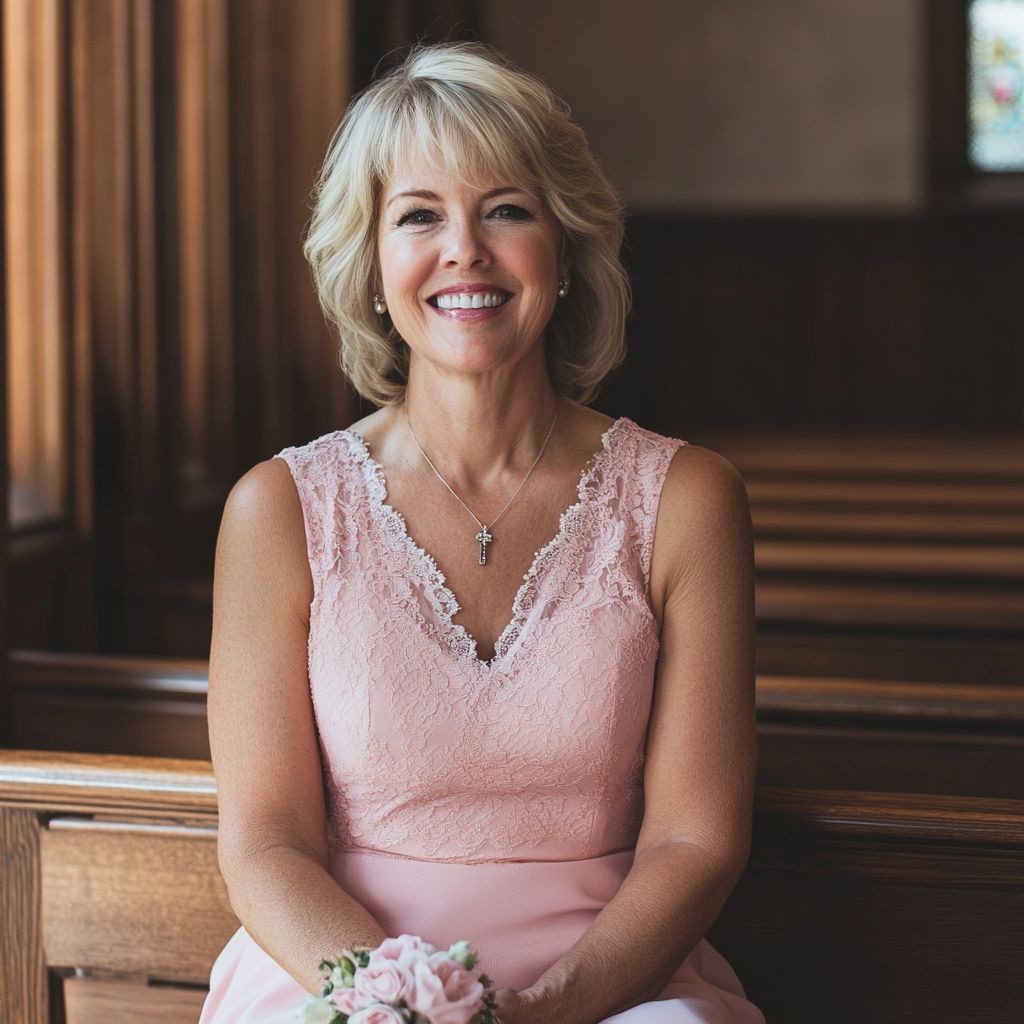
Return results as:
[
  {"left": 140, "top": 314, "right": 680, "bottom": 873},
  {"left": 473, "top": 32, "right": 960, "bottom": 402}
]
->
[{"left": 969, "top": 0, "right": 1024, "bottom": 171}]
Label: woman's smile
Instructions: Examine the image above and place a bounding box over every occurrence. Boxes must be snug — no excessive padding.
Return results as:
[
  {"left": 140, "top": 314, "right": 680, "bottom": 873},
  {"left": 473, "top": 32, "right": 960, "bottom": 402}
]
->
[{"left": 429, "top": 284, "right": 513, "bottom": 320}]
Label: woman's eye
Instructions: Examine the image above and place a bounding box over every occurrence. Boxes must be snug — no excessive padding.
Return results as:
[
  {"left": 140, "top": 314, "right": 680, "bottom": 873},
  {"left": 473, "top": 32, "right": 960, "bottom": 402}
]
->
[
  {"left": 490, "top": 204, "right": 531, "bottom": 220},
  {"left": 397, "top": 208, "right": 438, "bottom": 226}
]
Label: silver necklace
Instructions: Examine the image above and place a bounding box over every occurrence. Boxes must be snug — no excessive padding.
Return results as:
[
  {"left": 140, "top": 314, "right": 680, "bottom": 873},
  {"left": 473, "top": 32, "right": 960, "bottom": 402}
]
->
[{"left": 405, "top": 407, "right": 558, "bottom": 566}]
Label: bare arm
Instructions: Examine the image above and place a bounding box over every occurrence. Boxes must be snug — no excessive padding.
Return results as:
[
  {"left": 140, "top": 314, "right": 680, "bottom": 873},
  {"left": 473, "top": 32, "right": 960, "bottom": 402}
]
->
[
  {"left": 208, "top": 459, "right": 386, "bottom": 992},
  {"left": 498, "top": 446, "right": 757, "bottom": 1024}
]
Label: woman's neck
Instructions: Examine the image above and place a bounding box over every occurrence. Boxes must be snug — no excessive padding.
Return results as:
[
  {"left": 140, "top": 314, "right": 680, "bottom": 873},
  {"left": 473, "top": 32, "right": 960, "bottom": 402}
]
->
[{"left": 402, "top": 352, "right": 562, "bottom": 489}]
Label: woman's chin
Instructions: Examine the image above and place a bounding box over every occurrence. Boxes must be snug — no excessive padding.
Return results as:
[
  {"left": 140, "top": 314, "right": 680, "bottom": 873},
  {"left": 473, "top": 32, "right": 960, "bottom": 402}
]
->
[{"left": 408, "top": 338, "right": 545, "bottom": 383}]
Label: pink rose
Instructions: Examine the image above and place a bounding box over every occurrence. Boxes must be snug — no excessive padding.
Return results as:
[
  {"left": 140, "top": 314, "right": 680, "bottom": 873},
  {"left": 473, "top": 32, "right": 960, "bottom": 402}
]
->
[
  {"left": 354, "top": 959, "right": 413, "bottom": 1006},
  {"left": 330, "top": 987, "right": 359, "bottom": 1015},
  {"left": 409, "top": 958, "right": 485, "bottom": 1024},
  {"left": 372, "top": 934, "right": 435, "bottom": 967},
  {"left": 347, "top": 1005, "right": 406, "bottom": 1024}
]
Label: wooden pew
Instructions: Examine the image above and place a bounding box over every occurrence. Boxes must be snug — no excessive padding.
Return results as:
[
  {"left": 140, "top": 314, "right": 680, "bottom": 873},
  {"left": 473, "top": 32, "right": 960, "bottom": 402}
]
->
[
  {"left": 697, "top": 432, "right": 1024, "bottom": 686},
  {"left": 2, "top": 751, "right": 1021, "bottom": 1024},
  {"left": 8, "top": 650, "right": 212, "bottom": 760},
  {"left": 756, "top": 675, "right": 1024, "bottom": 799},
  {"left": 0, "top": 751, "right": 235, "bottom": 1024},
  {"left": 10, "top": 651, "right": 1023, "bottom": 798},
  {"left": 706, "top": 787, "right": 1024, "bottom": 1024}
]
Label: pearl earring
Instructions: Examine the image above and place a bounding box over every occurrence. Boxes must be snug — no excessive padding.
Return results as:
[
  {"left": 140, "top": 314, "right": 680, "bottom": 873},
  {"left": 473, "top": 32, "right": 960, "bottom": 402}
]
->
[
  {"left": 373, "top": 294, "right": 387, "bottom": 315},
  {"left": 557, "top": 278, "right": 569, "bottom": 299}
]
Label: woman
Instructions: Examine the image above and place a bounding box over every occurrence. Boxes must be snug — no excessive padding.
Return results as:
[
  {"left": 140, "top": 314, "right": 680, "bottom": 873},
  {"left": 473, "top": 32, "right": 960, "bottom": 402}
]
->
[{"left": 201, "top": 43, "right": 762, "bottom": 1024}]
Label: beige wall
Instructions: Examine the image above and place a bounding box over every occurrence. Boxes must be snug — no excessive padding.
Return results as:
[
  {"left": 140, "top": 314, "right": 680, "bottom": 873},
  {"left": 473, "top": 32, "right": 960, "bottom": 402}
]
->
[{"left": 483, "top": 0, "right": 924, "bottom": 211}]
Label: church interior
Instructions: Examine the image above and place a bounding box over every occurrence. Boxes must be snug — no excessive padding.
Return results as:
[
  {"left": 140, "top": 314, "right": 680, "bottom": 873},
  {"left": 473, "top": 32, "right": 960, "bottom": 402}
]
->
[{"left": 1, "top": 1, "right": 1022, "bottom": 1021}]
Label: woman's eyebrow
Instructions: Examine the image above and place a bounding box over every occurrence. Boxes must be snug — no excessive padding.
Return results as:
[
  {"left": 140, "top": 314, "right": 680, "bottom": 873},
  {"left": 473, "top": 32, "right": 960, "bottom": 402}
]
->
[
  {"left": 386, "top": 189, "right": 440, "bottom": 208},
  {"left": 385, "top": 185, "right": 524, "bottom": 208}
]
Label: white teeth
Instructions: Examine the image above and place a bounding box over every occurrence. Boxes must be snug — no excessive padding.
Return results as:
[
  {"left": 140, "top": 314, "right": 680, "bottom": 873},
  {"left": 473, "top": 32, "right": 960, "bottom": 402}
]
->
[{"left": 435, "top": 292, "right": 507, "bottom": 310}]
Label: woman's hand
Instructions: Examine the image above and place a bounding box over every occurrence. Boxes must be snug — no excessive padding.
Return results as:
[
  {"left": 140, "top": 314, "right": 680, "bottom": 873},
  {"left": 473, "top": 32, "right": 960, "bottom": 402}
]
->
[{"left": 493, "top": 986, "right": 547, "bottom": 1024}]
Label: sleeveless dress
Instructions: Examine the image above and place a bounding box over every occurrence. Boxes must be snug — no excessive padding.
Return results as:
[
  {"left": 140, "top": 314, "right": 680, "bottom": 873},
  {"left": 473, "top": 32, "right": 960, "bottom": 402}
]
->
[{"left": 199, "top": 418, "right": 763, "bottom": 1024}]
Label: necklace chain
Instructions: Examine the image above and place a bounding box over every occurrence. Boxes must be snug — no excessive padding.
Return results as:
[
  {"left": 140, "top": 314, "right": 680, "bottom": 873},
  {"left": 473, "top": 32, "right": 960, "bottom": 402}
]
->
[{"left": 405, "top": 406, "right": 559, "bottom": 566}]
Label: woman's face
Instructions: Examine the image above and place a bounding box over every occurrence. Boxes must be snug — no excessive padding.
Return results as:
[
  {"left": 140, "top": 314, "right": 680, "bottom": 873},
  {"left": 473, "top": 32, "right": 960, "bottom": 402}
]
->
[{"left": 377, "top": 153, "right": 565, "bottom": 385}]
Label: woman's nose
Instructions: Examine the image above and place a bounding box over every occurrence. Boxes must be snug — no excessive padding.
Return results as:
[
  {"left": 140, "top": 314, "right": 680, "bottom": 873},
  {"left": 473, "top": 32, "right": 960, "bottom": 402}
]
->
[{"left": 441, "top": 215, "right": 490, "bottom": 267}]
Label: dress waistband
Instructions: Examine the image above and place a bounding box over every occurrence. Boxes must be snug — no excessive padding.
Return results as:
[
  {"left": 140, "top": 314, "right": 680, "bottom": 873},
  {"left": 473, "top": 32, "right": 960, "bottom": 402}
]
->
[{"left": 330, "top": 848, "right": 634, "bottom": 990}]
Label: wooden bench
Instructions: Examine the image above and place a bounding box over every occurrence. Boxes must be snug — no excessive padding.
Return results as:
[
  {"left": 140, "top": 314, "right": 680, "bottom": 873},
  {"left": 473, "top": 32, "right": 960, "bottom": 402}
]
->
[
  {"left": 1, "top": 751, "right": 1021, "bottom": 1024},
  {"left": 756, "top": 675, "right": 1024, "bottom": 799},
  {"left": 8, "top": 651, "right": 212, "bottom": 760},
  {"left": 11, "top": 651, "right": 1024, "bottom": 798},
  {"left": 0, "top": 752, "right": 235, "bottom": 1024},
  {"left": 696, "top": 433, "right": 1024, "bottom": 686}
]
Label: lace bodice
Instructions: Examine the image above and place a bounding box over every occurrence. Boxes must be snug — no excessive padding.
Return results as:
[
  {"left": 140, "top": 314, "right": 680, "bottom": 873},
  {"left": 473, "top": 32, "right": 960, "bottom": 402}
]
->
[{"left": 277, "top": 419, "right": 685, "bottom": 865}]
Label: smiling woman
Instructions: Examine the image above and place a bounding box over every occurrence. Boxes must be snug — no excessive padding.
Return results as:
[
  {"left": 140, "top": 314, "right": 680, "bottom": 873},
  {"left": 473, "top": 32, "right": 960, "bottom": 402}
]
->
[
  {"left": 201, "top": 42, "right": 761, "bottom": 1024},
  {"left": 303, "top": 44, "right": 629, "bottom": 406}
]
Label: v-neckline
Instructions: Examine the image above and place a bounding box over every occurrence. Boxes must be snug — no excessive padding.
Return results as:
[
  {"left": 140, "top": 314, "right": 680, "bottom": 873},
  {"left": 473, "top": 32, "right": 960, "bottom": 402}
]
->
[{"left": 342, "top": 418, "right": 629, "bottom": 671}]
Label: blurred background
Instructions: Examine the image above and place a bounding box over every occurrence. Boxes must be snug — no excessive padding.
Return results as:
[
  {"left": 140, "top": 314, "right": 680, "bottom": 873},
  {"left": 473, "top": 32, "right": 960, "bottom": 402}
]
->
[{"left": 2, "top": 0, "right": 1022, "bottom": 784}]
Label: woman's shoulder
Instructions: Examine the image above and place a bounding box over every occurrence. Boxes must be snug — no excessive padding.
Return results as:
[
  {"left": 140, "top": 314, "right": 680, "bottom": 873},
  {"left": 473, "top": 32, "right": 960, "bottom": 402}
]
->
[
  {"left": 651, "top": 442, "right": 752, "bottom": 584},
  {"left": 276, "top": 428, "right": 362, "bottom": 478}
]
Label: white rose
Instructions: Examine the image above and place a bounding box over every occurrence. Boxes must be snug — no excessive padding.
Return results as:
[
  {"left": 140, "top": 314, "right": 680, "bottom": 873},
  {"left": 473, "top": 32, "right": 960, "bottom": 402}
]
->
[{"left": 297, "top": 994, "right": 338, "bottom": 1023}]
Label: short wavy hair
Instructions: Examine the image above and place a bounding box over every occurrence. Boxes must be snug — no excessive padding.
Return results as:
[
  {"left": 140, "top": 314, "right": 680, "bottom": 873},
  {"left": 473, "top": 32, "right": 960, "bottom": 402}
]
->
[{"left": 304, "top": 42, "right": 629, "bottom": 406}]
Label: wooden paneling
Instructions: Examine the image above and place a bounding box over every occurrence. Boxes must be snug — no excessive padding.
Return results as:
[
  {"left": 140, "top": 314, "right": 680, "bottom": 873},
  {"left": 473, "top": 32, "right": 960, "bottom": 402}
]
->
[
  {"left": 227, "top": 0, "right": 353, "bottom": 472},
  {"left": 352, "top": 0, "right": 482, "bottom": 90},
  {"left": 0, "top": 807, "right": 47, "bottom": 1024},
  {"left": 43, "top": 819, "right": 237, "bottom": 983},
  {"left": 3, "top": 0, "right": 72, "bottom": 531},
  {"left": 63, "top": 976, "right": 207, "bottom": 1024},
  {"left": 757, "top": 629, "right": 1024, "bottom": 692},
  {"left": 4, "top": 0, "right": 97, "bottom": 654},
  {"left": 9, "top": 1, "right": 357, "bottom": 657},
  {"left": 597, "top": 215, "right": 1024, "bottom": 433}
]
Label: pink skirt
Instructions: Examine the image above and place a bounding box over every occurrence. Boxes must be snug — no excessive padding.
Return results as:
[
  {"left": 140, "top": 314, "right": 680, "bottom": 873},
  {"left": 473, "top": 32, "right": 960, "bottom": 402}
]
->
[{"left": 199, "top": 850, "right": 763, "bottom": 1024}]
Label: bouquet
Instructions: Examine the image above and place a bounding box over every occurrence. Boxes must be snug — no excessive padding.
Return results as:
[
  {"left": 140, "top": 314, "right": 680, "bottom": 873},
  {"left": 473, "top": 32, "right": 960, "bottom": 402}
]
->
[{"left": 298, "top": 934, "right": 501, "bottom": 1024}]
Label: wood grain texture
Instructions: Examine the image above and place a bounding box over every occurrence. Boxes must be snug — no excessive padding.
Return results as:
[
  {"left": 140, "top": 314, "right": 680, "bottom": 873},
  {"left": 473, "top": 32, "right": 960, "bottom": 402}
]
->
[
  {"left": 7, "top": 651, "right": 211, "bottom": 758},
  {"left": 709, "top": 791, "right": 1024, "bottom": 1023},
  {"left": 756, "top": 675, "right": 1024, "bottom": 723},
  {"left": 2, "top": 751, "right": 1021, "bottom": 1021},
  {"left": 0, "top": 750, "right": 217, "bottom": 815},
  {"left": 753, "top": 787, "right": 1024, "bottom": 853},
  {"left": 0, "top": 807, "right": 48, "bottom": 1024},
  {"left": 63, "top": 976, "right": 207, "bottom": 1024},
  {"left": 41, "top": 820, "right": 238, "bottom": 982},
  {"left": 757, "top": 626, "right": 1024, "bottom": 688},
  {"left": 755, "top": 539, "right": 1024, "bottom": 580},
  {"left": 10, "top": 649, "right": 209, "bottom": 695},
  {"left": 757, "top": 722, "right": 1024, "bottom": 799},
  {"left": 756, "top": 577, "right": 1024, "bottom": 632}
]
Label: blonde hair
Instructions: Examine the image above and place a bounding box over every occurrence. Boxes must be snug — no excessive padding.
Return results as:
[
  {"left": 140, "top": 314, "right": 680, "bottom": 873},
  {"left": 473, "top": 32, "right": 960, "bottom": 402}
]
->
[{"left": 304, "top": 42, "right": 629, "bottom": 406}]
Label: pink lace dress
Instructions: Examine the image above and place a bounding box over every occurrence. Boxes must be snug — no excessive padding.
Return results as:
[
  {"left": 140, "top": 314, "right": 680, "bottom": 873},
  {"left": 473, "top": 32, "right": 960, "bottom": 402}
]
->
[{"left": 199, "top": 419, "right": 763, "bottom": 1024}]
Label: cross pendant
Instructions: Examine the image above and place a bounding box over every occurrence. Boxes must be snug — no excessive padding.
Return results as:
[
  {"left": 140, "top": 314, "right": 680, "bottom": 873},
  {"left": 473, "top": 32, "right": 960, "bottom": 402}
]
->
[{"left": 475, "top": 526, "right": 493, "bottom": 565}]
